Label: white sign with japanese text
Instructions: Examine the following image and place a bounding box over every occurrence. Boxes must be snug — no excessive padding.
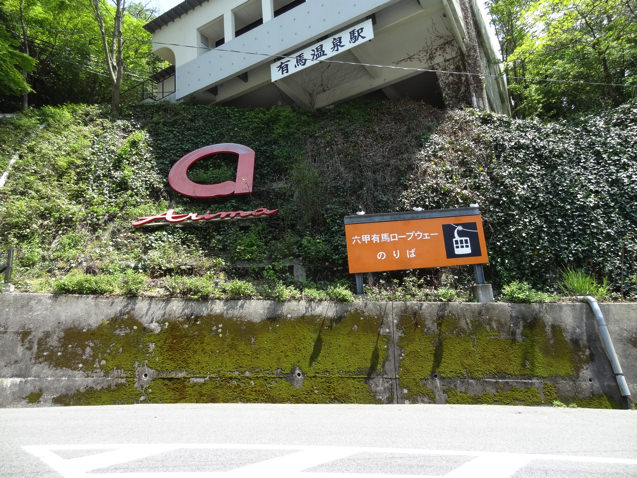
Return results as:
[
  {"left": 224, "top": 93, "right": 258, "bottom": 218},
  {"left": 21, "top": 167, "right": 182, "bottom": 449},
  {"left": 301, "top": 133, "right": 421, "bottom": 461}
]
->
[{"left": 271, "top": 19, "right": 374, "bottom": 82}]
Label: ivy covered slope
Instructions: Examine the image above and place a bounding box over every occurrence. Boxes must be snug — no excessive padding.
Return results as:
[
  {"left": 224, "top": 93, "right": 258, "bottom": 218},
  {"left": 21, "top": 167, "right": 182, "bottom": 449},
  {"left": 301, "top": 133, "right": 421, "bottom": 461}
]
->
[{"left": 0, "top": 100, "right": 635, "bottom": 298}]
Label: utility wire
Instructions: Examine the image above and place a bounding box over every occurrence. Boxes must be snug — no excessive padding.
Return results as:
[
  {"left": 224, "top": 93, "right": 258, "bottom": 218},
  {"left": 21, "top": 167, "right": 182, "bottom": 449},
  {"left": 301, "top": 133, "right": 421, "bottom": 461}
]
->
[
  {"left": 1, "top": 18, "right": 633, "bottom": 89},
  {"left": 115, "top": 40, "right": 637, "bottom": 89}
]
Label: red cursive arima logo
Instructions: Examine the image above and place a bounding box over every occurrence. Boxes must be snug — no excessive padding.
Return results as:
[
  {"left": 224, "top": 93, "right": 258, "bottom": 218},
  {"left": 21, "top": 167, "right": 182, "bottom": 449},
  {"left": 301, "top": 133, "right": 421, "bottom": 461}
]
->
[{"left": 132, "top": 143, "right": 278, "bottom": 227}]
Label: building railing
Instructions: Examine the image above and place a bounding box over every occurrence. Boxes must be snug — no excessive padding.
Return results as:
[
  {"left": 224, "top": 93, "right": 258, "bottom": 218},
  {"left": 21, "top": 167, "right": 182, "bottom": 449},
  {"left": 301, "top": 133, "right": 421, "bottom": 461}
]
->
[{"left": 120, "top": 77, "right": 176, "bottom": 104}]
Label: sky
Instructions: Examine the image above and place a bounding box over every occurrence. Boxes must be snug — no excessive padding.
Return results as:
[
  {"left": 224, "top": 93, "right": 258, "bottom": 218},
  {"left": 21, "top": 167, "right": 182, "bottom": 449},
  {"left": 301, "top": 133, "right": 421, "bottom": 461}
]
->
[{"left": 147, "top": 0, "right": 180, "bottom": 14}]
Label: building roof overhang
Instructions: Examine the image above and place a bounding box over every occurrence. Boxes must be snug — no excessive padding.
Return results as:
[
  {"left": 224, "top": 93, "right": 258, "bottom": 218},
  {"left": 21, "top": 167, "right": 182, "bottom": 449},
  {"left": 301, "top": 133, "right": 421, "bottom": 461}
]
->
[{"left": 144, "top": 0, "right": 207, "bottom": 33}]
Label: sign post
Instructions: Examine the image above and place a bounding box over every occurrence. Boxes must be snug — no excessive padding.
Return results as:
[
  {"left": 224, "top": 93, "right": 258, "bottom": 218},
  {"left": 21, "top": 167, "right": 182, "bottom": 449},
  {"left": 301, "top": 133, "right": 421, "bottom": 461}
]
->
[{"left": 344, "top": 207, "right": 493, "bottom": 301}]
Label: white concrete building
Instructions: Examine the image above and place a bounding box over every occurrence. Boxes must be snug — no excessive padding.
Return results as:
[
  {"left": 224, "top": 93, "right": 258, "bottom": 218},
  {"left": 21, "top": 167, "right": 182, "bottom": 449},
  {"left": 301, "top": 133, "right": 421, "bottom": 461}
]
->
[{"left": 144, "top": 0, "right": 510, "bottom": 113}]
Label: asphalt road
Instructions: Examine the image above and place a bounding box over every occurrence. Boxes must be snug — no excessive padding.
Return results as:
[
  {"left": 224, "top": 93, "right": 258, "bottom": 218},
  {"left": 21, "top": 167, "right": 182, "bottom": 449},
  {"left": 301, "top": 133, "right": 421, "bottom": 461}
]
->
[{"left": 1, "top": 403, "right": 636, "bottom": 477}]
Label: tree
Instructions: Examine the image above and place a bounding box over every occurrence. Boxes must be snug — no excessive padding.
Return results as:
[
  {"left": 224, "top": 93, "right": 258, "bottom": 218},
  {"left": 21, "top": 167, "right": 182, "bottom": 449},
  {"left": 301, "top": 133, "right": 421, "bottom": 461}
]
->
[
  {"left": 487, "top": 0, "right": 637, "bottom": 118},
  {"left": 18, "top": 0, "right": 31, "bottom": 110},
  {"left": 0, "top": 23, "right": 35, "bottom": 97},
  {"left": 1, "top": 0, "right": 112, "bottom": 109},
  {"left": 485, "top": 0, "right": 532, "bottom": 114},
  {"left": 89, "top": 0, "right": 126, "bottom": 117},
  {"left": 0, "top": 0, "right": 156, "bottom": 111}
]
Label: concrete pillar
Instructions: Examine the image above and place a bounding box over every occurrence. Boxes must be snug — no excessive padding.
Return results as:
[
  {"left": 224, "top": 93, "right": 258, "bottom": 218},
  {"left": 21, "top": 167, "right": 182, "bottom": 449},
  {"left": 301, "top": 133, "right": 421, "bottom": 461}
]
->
[
  {"left": 472, "top": 284, "right": 494, "bottom": 303},
  {"left": 292, "top": 261, "right": 306, "bottom": 283},
  {"left": 224, "top": 11, "right": 235, "bottom": 43},
  {"left": 262, "top": 0, "right": 274, "bottom": 22}
]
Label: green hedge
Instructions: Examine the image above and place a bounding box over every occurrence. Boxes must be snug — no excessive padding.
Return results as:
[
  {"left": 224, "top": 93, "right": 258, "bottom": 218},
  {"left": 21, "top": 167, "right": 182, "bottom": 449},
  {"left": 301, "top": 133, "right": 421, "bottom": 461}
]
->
[
  {"left": 400, "top": 103, "right": 636, "bottom": 295},
  {"left": 0, "top": 100, "right": 635, "bottom": 298}
]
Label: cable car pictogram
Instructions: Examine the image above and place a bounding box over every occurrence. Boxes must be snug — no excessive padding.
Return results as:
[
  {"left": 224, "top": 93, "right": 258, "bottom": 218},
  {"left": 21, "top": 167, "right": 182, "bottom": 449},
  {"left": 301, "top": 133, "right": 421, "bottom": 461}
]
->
[{"left": 452, "top": 224, "right": 477, "bottom": 255}]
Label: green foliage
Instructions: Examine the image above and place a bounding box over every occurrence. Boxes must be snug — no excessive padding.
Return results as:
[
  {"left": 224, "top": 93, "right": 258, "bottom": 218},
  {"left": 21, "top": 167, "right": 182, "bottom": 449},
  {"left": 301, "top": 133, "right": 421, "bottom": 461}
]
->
[
  {"left": 120, "top": 270, "right": 147, "bottom": 295},
  {"left": 0, "top": 24, "right": 35, "bottom": 96},
  {"left": 552, "top": 400, "right": 577, "bottom": 408},
  {"left": 302, "top": 287, "right": 330, "bottom": 301},
  {"left": 435, "top": 287, "right": 460, "bottom": 302},
  {"left": 260, "top": 282, "right": 302, "bottom": 302},
  {"left": 166, "top": 275, "right": 217, "bottom": 299},
  {"left": 221, "top": 279, "right": 257, "bottom": 299},
  {"left": 487, "top": 0, "right": 636, "bottom": 118},
  {"left": 52, "top": 272, "right": 118, "bottom": 295},
  {"left": 326, "top": 284, "right": 355, "bottom": 303},
  {"left": 1, "top": 101, "right": 635, "bottom": 301},
  {"left": 401, "top": 104, "right": 637, "bottom": 297},
  {"left": 500, "top": 281, "right": 552, "bottom": 303},
  {"left": 559, "top": 268, "right": 611, "bottom": 300},
  {"left": 52, "top": 269, "right": 148, "bottom": 295},
  {"left": 0, "top": 0, "right": 156, "bottom": 111},
  {"left": 365, "top": 276, "right": 470, "bottom": 302}
]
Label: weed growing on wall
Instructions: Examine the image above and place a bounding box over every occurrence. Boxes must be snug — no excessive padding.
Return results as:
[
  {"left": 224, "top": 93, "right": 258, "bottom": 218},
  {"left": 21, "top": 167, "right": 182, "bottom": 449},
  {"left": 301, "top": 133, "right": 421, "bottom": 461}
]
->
[
  {"left": 558, "top": 268, "right": 611, "bottom": 300},
  {"left": 500, "top": 281, "right": 554, "bottom": 303}
]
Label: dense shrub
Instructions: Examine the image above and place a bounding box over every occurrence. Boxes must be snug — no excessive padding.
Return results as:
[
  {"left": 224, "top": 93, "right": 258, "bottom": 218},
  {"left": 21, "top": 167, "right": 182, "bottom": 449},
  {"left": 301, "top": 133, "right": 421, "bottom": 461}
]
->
[
  {"left": 401, "top": 103, "right": 637, "bottom": 297},
  {"left": 499, "top": 281, "right": 553, "bottom": 303},
  {"left": 1, "top": 101, "right": 635, "bottom": 299},
  {"left": 326, "top": 284, "right": 355, "bottom": 303},
  {"left": 221, "top": 280, "right": 258, "bottom": 299},
  {"left": 52, "top": 272, "right": 117, "bottom": 295},
  {"left": 558, "top": 268, "right": 611, "bottom": 300},
  {"left": 120, "top": 270, "right": 147, "bottom": 295}
]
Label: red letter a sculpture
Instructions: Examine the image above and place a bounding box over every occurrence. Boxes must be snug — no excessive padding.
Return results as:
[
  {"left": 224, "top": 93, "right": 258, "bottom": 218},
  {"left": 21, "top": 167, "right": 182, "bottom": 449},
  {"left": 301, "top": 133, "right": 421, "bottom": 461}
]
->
[{"left": 168, "top": 143, "right": 255, "bottom": 198}]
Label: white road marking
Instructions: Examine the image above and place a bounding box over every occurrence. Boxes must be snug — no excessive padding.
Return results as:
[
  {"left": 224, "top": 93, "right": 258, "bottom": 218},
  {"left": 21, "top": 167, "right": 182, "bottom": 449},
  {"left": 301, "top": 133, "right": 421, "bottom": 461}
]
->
[
  {"left": 21, "top": 444, "right": 637, "bottom": 478},
  {"left": 445, "top": 453, "right": 531, "bottom": 478},
  {"left": 227, "top": 447, "right": 357, "bottom": 475}
]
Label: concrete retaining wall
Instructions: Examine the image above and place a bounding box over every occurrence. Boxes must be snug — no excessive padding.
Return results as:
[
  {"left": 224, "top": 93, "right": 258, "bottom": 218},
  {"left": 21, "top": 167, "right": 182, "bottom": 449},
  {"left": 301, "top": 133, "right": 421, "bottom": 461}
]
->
[{"left": 1, "top": 293, "right": 635, "bottom": 408}]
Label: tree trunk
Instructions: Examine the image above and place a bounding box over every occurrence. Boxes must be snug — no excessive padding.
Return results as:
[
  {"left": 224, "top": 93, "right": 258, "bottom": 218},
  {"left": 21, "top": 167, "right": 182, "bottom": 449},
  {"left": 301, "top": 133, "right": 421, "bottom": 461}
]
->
[
  {"left": 111, "top": 65, "right": 123, "bottom": 116},
  {"left": 19, "top": 0, "right": 29, "bottom": 111},
  {"left": 89, "top": 0, "right": 126, "bottom": 118}
]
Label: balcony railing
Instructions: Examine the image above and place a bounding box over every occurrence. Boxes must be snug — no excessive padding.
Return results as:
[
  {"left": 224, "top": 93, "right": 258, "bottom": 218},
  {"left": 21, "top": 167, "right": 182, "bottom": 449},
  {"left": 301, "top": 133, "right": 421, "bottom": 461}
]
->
[{"left": 121, "top": 65, "right": 176, "bottom": 104}]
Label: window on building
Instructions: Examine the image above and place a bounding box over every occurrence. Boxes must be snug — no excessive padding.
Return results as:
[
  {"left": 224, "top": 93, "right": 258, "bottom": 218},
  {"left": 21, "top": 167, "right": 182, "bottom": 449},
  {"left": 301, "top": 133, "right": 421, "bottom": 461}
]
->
[
  {"left": 233, "top": 0, "right": 307, "bottom": 39},
  {"left": 198, "top": 16, "right": 224, "bottom": 52},
  {"left": 198, "top": 32, "right": 210, "bottom": 55},
  {"left": 232, "top": 0, "right": 262, "bottom": 37},
  {"left": 273, "top": 0, "right": 306, "bottom": 18}
]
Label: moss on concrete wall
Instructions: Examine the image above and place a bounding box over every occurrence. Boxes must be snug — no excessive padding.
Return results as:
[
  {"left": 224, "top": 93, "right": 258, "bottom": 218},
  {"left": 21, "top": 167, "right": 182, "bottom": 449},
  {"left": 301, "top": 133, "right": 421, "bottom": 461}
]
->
[
  {"left": 396, "top": 314, "right": 603, "bottom": 407},
  {"left": 37, "top": 312, "right": 389, "bottom": 405},
  {"left": 8, "top": 298, "right": 629, "bottom": 408},
  {"left": 52, "top": 380, "right": 141, "bottom": 406}
]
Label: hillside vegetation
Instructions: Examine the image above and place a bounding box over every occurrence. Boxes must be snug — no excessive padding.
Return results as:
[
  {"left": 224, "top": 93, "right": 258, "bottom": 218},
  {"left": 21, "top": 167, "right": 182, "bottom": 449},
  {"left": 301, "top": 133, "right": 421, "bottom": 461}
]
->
[{"left": 0, "top": 100, "right": 635, "bottom": 300}]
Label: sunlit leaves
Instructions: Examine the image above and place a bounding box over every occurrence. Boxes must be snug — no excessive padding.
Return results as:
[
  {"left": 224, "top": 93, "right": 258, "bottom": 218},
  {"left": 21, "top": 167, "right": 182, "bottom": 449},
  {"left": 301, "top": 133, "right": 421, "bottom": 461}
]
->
[
  {"left": 0, "top": 24, "right": 35, "bottom": 95},
  {"left": 0, "top": 0, "right": 155, "bottom": 108},
  {"left": 488, "top": 0, "right": 636, "bottom": 118}
]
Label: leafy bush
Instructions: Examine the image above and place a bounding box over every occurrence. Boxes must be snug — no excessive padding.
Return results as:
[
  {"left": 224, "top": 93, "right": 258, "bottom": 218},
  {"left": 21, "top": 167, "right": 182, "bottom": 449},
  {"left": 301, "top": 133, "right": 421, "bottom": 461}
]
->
[
  {"left": 500, "top": 281, "right": 552, "bottom": 303},
  {"left": 222, "top": 279, "right": 257, "bottom": 299},
  {"left": 401, "top": 103, "right": 637, "bottom": 297},
  {"left": 434, "top": 287, "right": 461, "bottom": 302},
  {"left": 260, "top": 282, "right": 302, "bottom": 301},
  {"left": 119, "top": 270, "right": 147, "bottom": 295},
  {"left": 52, "top": 272, "right": 117, "bottom": 295},
  {"left": 165, "top": 276, "right": 217, "bottom": 299},
  {"left": 326, "top": 284, "right": 355, "bottom": 303},
  {"left": 302, "top": 287, "right": 330, "bottom": 301},
  {"left": 363, "top": 275, "right": 471, "bottom": 302},
  {"left": 559, "top": 268, "right": 611, "bottom": 300}
]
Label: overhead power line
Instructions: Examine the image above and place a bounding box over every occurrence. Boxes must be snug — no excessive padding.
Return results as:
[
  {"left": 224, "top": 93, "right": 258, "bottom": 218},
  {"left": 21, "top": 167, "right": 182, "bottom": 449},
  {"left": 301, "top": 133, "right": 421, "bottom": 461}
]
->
[{"left": 0, "top": 19, "right": 633, "bottom": 90}]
